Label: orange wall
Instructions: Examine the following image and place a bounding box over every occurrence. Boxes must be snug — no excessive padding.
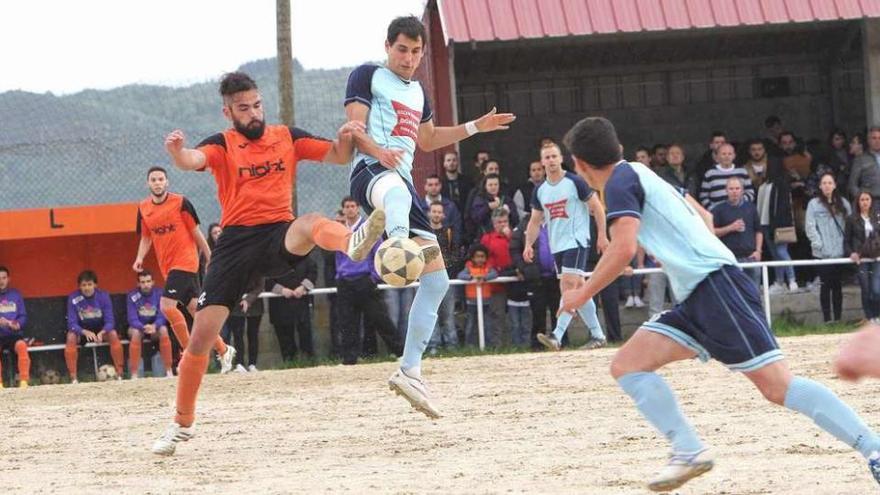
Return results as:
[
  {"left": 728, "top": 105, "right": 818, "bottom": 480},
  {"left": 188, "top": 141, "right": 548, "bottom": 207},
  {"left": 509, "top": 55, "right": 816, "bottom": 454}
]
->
[
  {"left": 0, "top": 203, "right": 138, "bottom": 241},
  {"left": 0, "top": 233, "right": 163, "bottom": 298}
]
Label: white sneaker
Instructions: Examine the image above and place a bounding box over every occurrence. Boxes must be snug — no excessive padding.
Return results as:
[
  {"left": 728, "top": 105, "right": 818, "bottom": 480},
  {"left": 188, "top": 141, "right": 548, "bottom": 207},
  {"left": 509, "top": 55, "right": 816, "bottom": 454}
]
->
[
  {"left": 234, "top": 364, "right": 248, "bottom": 374},
  {"left": 536, "top": 333, "right": 561, "bottom": 351},
  {"left": 151, "top": 423, "right": 195, "bottom": 456},
  {"left": 247, "top": 364, "right": 258, "bottom": 373},
  {"left": 769, "top": 282, "right": 785, "bottom": 295},
  {"left": 347, "top": 209, "right": 386, "bottom": 261},
  {"left": 70, "top": 379, "right": 79, "bottom": 385},
  {"left": 130, "top": 374, "right": 138, "bottom": 381},
  {"left": 388, "top": 368, "right": 441, "bottom": 419},
  {"left": 165, "top": 370, "right": 174, "bottom": 378},
  {"left": 788, "top": 280, "right": 799, "bottom": 292},
  {"left": 625, "top": 295, "right": 635, "bottom": 308},
  {"left": 647, "top": 448, "right": 715, "bottom": 492},
  {"left": 218, "top": 345, "right": 236, "bottom": 374},
  {"left": 634, "top": 296, "right": 645, "bottom": 308}
]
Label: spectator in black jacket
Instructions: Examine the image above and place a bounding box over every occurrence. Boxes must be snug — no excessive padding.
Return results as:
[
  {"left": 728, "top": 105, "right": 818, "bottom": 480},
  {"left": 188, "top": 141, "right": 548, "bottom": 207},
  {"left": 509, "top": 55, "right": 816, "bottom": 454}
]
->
[
  {"left": 266, "top": 255, "right": 318, "bottom": 361},
  {"left": 845, "top": 191, "right": 880, "bottom": 322}
]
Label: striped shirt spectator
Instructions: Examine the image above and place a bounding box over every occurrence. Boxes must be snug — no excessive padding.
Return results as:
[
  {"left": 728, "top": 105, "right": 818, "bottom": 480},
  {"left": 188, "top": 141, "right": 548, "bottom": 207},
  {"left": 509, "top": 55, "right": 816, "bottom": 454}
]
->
[{"left": 699, "top": 143, "right": 754, "bottom": 208}]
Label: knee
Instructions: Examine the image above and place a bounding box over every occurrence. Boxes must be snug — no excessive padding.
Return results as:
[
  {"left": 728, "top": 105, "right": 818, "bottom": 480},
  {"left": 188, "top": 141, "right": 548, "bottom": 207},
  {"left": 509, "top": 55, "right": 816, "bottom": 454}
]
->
[
  {"left": 106, "top": 331, "right": 120, "bottom": 344},
  {"left": 160, "top": 299, "right": 177, "bottom": 314},
  {"left": 14, "top": 340, "right": 28, "bottom": 355},
  {"left": 609, "top": 355, "right": 633, "bottom": 380},
  {"left": 158, "top": 326, "right": 169, "bottom": 338},
  {"left": 754, "top": 378, "right": 789, "bottom": 406},
  {"left": 65, "top": 332, "right": 79, "bottom": 345},
  {"left": 129, "top": 329, "right": 142, "bottom": 341}
]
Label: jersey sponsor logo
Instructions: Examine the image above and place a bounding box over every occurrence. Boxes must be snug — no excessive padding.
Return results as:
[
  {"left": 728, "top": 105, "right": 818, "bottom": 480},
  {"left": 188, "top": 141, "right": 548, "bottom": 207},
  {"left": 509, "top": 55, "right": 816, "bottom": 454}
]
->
[
  {"left": 390, "top": 100, "right": 421, "bottom": 140},
  {"left": 151, "top": 224, "right": 177, "bottom": 235},
  {"left": 0, "top": 301, "right": 16, "bottom": 313},
  {"left": 238, "top": 159, "right": 286, "bottom": 178},
  {"left": 545, "top": 199, "right": 569, "bottom": 220},
  {"left": 167, "top": 289, "right": 177, "bottom": 294},
  {"left": 72, "top": 295, "right": 84, "bottom": 305},
  {"left": 78, "top": 306, "right": 102, "bottom": 320}
]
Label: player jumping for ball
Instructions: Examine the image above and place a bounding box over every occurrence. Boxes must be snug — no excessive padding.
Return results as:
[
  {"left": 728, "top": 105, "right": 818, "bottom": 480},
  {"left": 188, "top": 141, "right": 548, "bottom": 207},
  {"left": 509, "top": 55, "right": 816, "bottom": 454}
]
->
[
  {"left": 133, "top": 166, "right": 236, "bottom": 375},
  {"left": 524, "top": 141, "right": 608, "bottom": 351},
  {"left": 559, "top": 117, "right": 880, "bottom": 491},
  {"left": 152, "top": 72, "right": 384, "bottom": 456},
  {"left": 345, "top": 16, "right": 515, "bottom": 418}
]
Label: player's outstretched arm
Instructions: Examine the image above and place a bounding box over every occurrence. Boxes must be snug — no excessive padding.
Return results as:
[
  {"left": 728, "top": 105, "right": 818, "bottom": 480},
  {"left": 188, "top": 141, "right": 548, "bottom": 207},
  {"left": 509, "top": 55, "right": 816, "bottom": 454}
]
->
[
  {"left": 417, "top": 107, "right": 516, "bottom": 152},
  {"left": 560, "top": 216, "right": 640, "bottom": 314},
  {"left": 164, "top": 130, "right": 207, "bottom": 171},
  {"left": 344, "top": 102, "right": 404, "bottom": 168},
  {"left": 322, "top": 121, "right": 364, "bottom": 164}
]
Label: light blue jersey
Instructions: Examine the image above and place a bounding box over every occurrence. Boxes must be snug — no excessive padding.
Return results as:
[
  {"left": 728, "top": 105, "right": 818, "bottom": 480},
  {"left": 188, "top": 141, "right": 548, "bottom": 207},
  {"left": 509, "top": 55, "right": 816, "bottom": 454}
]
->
[
  {"left": 344, "top": 64, "right": 433, "bottom": 185},
  {"left": 604, "top": 161, "right": 736, "bottom": 302},
  {"left": 531, "top": 171, "right": 593, "bottom": 254}
]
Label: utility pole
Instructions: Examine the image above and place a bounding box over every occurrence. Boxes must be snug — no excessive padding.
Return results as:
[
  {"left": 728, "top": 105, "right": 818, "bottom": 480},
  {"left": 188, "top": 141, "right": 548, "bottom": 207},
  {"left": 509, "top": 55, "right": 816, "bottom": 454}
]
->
[{"left": 277, "top": 0, "right": 296, "bottom": 212}]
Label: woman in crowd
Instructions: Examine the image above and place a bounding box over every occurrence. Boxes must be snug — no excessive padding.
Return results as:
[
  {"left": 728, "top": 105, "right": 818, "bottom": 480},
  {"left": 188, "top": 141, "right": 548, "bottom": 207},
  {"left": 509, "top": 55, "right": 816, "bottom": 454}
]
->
[
  {"left": 845, "top": 191, "right": 880, "bottom": 323},
  {"left": 805, "top": 173, "right": 851, "bottom": 322},
  {"left": 757, "top": 158, "right": 799, "bottom": 292},
  {"left": 469, "top": 173, "right": 518, "bottom": 236}
]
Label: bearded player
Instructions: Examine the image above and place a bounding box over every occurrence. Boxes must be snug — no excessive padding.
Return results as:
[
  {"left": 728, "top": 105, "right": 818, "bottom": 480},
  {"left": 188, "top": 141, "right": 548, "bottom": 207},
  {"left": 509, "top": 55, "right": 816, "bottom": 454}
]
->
[
  {"left": 345, "top": 16, "right": 515, "bottom": 418},
  {"left": 151, "top": 71, "right": 383, "bottom": 456},
  {"left": 132, "top": 166, "right": 236, "bottom": 374}
]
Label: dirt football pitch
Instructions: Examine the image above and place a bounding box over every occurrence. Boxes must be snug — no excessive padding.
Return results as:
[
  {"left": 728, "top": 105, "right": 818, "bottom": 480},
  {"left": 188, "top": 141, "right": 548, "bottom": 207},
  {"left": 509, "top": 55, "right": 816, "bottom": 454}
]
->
[{"left": 2, "top": 334, "right": 879, "bottom": 494}]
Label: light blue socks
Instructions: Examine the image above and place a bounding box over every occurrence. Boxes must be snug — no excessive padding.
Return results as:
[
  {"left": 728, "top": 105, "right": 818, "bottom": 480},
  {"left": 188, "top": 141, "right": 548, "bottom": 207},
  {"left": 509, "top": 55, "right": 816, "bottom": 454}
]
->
[
  {"left": 383, "top": 186, "right": 411, "bottom": 238},
  {"left": 401, "top": 269, "right": 449, "bottom": 372},
  {"left": 784, "top": 376, "right": 880, "bottom": 458},
  {"left": 618, "top": 372, "right": 705, "bottom": 454},
  {"left": 552, "top": 297, "right": 604, "bottom": 341}
]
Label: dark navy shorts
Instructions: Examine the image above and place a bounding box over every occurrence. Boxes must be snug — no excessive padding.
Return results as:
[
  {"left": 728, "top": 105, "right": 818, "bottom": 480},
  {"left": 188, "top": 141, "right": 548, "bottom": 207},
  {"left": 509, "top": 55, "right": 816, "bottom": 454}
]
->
[
  {"left": 553, "top": 246, "right": 589, "bottom": 276},
  {"left": 349, "top": 159, "right": 436, "bottom": 241},
  {"left": 642, "top": 265, "right": 783, "bottom": 372}
]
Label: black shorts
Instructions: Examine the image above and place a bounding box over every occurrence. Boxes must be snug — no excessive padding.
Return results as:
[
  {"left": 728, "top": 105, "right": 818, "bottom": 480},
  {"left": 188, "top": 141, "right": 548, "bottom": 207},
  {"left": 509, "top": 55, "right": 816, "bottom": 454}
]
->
[
  {"left": 163, "top": 270, "right": 200, "bottom": 304},
  {"left": 199, "top": 222, "right": 307, "bottom": 310},
  {"left": 0, "top": 334, "right": 23, "bottom": 350},
  {"left": 349, "top": 159, "right": 436, "bottom": 241}
]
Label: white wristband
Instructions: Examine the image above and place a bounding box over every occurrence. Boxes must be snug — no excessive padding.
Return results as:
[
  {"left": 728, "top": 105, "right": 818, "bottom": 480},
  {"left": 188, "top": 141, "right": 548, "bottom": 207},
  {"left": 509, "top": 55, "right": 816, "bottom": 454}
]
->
[{"left": 465, "top": 121, "right": 479, "bottom": 136}]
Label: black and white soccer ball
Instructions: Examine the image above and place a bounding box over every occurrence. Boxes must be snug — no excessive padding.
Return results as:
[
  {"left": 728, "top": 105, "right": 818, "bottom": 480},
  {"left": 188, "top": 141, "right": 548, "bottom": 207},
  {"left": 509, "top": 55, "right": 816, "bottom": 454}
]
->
[
  {"left": 40, "top": 369, "right": 61, "bottom": 385},
  {"left": 374, "top": 237, "right": 425, "bottom": 287},
  {"left": 96, "top": 364, "right": 118, "bottom": 382}
]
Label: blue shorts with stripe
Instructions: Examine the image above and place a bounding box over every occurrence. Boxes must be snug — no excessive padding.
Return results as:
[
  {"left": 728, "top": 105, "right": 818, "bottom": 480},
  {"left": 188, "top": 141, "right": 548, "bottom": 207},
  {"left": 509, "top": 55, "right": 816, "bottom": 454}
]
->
[
  {"left": 553, "top": 246, "right": 589, "bottom": 277},
  {"left": 642, "top": 264, "right": 783, "bottom": 372},
  {"left": 349, "top": 159, "right": 436, "bottom": 241}
]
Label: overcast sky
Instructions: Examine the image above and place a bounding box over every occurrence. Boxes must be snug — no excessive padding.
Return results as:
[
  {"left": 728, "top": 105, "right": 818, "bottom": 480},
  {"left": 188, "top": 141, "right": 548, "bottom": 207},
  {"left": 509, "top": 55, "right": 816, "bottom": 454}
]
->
[{"left": 1, "top": 0, "right": 426, "bottom": 94}]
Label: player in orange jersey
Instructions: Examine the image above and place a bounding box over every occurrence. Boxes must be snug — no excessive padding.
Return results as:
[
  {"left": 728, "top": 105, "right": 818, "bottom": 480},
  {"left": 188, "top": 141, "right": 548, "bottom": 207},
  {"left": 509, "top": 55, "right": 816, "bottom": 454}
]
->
[
  {"left": 133, "top": 166, "right": 236, "bottom": 374},
  {"left": 151, "top": 71, "right": 383, "bottom": 456}
]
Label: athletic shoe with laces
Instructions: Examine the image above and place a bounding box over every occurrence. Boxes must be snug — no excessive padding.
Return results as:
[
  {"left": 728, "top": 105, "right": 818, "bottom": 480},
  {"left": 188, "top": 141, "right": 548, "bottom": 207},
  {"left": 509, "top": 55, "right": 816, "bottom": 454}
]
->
[
  {"left": 536, "top": 333, "right": 561, "bottom": 351},
  {"left": 625, "top": 295, "right": 635, "bottom": 308},
  {"left": 579, "top": 338, "right": 607, "bottom": 350},
  {"left": 151, "top": 422, "right": 195, "bottom": 456},
  {"left": 165, "top": 370, "right": 174, "bottom": 378},
  {"left": 234, "top": 364, "right": 248, "bottom": 374},
  {"left": 633, "top": 295, "right": 645, "bottom": 308},
  {"left": 647, "top": 448, "right": 714, "bottom": 492},
  {"left": 347, "top": 209, "right": 386, "bottom": 261},
  {"left": 868, "top": 451, "right": 880, "bottom": 486},
  {"left": 388, "top": 368, "right": 441, "bottom": 419},
  {"left": 247, "top": 364, "right": 258, "bottom": 373},
  {"left": 218, "top": 345, "right": 236, "bottom": 374}
]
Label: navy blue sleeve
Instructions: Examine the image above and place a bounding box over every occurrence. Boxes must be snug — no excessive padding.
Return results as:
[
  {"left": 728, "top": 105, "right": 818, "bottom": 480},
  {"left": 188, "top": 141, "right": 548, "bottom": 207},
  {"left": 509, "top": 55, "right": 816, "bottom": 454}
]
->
[
  {"left": 181, "top": 197, "right": 201, "bottom": 226},
  {"left": 530, "top": 184, "right": 543, "bottom": 211},
  {"left": 344, "top": 64, "right": 378, "bottom": 108},
  {"left": 569, "top": 172, "right": 594, "bottom": 202},
  {"left": 420, "top": 83, "right": 433, "bottom": 123},
  {"left": 604, "top": 164, "right": 645, "bottom": 221}
]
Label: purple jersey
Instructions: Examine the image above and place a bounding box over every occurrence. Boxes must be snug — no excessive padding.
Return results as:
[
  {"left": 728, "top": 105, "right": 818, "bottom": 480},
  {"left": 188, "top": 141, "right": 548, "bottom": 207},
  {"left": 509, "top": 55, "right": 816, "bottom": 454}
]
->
[
  {"left": 67, "top": 289, "right": 115, "bottom": 334},
  {"left": 126, "top": 287, "right": 166, "bottom": 330},
  {"left": 0, "top": 288, "right": 27, "bottom": 338}
]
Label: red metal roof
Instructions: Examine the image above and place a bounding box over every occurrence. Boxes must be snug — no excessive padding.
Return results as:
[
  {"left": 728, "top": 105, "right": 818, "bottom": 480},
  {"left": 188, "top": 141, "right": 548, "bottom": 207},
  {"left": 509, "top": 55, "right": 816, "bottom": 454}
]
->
[{"left": 437, "top": 0, "right": 880, "bottom": 43}]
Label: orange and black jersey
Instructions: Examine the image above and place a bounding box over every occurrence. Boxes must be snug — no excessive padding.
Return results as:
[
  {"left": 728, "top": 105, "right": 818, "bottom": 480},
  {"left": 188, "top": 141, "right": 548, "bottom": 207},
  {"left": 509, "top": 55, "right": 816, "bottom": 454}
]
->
[
  {"left": 196, "top": 125, "right": 333, "bottom": 227},
  {"left": 137, "top": 193, "right": 200, "bottom": 277}
]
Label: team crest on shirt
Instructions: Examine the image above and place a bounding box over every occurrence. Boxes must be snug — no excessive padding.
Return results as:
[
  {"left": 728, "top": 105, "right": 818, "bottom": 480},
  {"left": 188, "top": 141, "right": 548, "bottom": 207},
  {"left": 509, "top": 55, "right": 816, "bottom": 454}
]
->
[
  {"left": 545, "top": 199, "right": 569, "bottom": 219},
  {"left": 390, "top": 100, "right": 421, "bottom": 140},
  {"left": 0, "top": 300, "right": 16, "bottom": 313}
]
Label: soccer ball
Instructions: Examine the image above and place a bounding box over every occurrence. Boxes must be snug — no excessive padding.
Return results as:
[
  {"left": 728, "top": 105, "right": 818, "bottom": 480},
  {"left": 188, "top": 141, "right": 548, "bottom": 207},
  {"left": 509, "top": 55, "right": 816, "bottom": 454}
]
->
[
  {"left": 374, "top": 237, "right": 425, "bottom": 287},
  {"left": 40, "top": 369, "right": 61, "bottom": 385},
  {"left": 96, "top": 364, "right": 118, "bottom": 382}
]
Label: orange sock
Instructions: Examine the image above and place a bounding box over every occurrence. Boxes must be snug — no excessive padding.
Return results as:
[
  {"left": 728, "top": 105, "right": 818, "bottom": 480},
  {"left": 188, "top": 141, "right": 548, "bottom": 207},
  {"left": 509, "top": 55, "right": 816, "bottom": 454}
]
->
[
  {"left": 311, "top": 217, "right": 351, "bottom": 252},
  {"left": 163, "top": 306, "right": 190, "bottom": 348},
  {"left": 15, "top": 340, "right": 30, "bottom": 382},
  {"left": 159, "top": 334, "right": 173, "bottom": 373},
  {"left": 107, "top": 333, "right": 124, "bottom": 375},
  {"left": 174, "top": 351, "right": 210, "bottom": 427},
  {"left": 64, "top": 342, "right": 78, "bottom": 379},
  {"left": 129, "top": 338, "right": 142, "bottom": 376},
  {"left": 214, "top": 336, "right": 227, "bottom": 355}
]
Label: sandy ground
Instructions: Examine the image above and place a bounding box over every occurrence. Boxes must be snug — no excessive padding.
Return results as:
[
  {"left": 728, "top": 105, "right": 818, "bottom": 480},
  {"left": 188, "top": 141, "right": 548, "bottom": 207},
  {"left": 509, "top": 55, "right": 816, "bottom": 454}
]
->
[{"left": 2, "top": 334, "right": 880, "bottom": 494}]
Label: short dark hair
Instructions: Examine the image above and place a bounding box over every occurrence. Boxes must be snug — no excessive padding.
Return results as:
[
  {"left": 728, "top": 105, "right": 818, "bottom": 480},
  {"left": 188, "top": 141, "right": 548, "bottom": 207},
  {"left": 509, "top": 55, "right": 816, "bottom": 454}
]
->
[
  {"left": 429, "top": 200, "right": 444, "bottom": 209},
  {"left": 0, "top": 266, "right": 8, "bottom": 276},
  {"left": 779, "top": 131, "right": 796, "bottom": 141},
  {"left": 77, "top": 270, "right": 98, "bottom": 285},
  {"left": 764, "top": 115, "right": 782, "bottom": 128},
  {"left": 481, "top": 159, "right": 501, "bottom": 173},
  {"left": 635, "top": 146, "right": 651, "bottom": 155},
  {"left": 474, "top": 150, "right": 490, "bottom": 160},
  {"left": 219, "top": 72, "right": 258, "bottom": 98},
  {"left": 341, "top": 196, "right": 358, "bottom": 207},
  {"left": 563, "top": 117, "right": 622, "bottom": 168},
  {"left": 137, "top": 269, "right": 153, "bottom": 279},
  {"left": 147, "top": 166, "right": 167, "bottom": 178},
  {"left": 710, "top": 130, "right": 726, "bottom": 140},
  {"left": 651, "top": 144, "right": 668, "bottom": 154},
  {"left": 387, "top": 16, "right": 426, "bottom": 45},
  {"left": 468, "top": 243, "right": 489, "bottom": 258},
  {"left": 425, "top": 174, "right": 440, "bottom": 182}
]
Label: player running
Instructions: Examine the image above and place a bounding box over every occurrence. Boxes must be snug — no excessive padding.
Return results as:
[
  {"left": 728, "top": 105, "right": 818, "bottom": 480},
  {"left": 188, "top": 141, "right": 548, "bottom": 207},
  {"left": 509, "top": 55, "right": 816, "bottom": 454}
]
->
[
  {"left": 524, "top": 141, "right": 607, "bottom": 351},
  {"left": 151, "top": 71, "right": 382, "bottom": 456},
  {"left": 559, "top": 117, "right": 880, "bottom": 491},
  {"left": 132, "top": 166, "right": 236, "bottom": 374},
  {"left": 344, "top": 16, "right": 514, "bottom": 418}
]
